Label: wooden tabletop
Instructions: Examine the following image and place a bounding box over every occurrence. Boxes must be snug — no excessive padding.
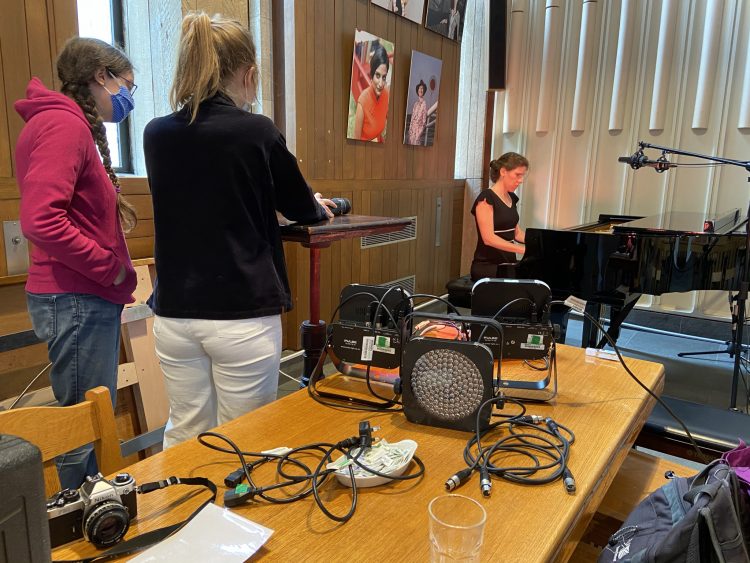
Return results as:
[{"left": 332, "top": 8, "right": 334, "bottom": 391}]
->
[
  {"left": 279, "top": 214, "right": 412, "bottom": 245},
  {"left": 52, "top": 344, "right": 664, "bottom": 562}
]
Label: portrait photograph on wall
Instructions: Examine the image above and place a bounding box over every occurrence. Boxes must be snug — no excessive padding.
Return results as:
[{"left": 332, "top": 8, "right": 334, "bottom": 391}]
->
[
  {"left": 404, "top": 50, "right": 442, "bottom": 147},
  {"left": 425, "top": 0, "right": 467, "bottom": 41},
  {"left": 347, "top": 29, "right": 395, "bottom": 143},
  {"left": 370, "top": 0, "right": 426, "bottom": 25}
]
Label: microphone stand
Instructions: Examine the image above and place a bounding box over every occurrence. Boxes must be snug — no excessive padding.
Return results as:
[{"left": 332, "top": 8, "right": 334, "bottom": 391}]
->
[{"left": 638, "top": 141, "right": 750, "bottom": 411}]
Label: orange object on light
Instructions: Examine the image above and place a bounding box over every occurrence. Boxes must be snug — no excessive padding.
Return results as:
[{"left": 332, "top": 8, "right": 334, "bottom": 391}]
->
[{"left": 413, "top": 320, "right": 466, "bottom": 341}]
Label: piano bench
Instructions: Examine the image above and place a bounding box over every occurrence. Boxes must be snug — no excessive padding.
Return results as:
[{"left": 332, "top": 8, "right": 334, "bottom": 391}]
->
[
  {"left": 635, "top": 395, "right": 748, "bottom": 463},
  {"left": 575, "top": 450, "right": 694, "bottom": 559},
  {"left": 446, "top": 275, "right": 473, "bottom": 310}
]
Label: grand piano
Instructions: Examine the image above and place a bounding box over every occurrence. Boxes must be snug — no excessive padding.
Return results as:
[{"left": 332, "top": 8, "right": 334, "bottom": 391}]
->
[{"left": 516, "top": 210, "right": 747, "bottom": 347}]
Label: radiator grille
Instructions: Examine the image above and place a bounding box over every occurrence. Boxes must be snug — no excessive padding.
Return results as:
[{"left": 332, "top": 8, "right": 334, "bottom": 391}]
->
[
  {"left": 382, "top": 275, "right": 416, "bottom": 295},
  {"left": 360, "top": 216, "right": 417, "bottom": 248}
]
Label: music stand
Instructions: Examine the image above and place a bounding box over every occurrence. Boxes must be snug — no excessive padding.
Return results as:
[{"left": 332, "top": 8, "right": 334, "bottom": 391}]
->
[
  {"left": 677, "top": 293, "right": 749, "bottom": 361},
  {"left": 631, "top": 141, "right": 750, "bottom": 411}
]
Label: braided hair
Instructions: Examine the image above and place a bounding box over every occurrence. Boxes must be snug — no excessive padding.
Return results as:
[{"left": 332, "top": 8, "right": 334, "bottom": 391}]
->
[{"left": 56, "top": 37, "right": 137, "bottom": 233}]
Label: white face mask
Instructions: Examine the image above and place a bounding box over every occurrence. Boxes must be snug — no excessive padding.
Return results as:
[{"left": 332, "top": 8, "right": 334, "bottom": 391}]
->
[{"left": 242, "top": 67, "right": 256, "bottom": 113}]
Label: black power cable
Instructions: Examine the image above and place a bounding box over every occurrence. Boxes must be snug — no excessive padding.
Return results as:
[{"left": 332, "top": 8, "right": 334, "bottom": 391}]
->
[
  {"left": 551, "top": 299, "right": 713, "bottom": 463},
  {"left": 197, "top": 425, "right": 425, "bottom": 523}
]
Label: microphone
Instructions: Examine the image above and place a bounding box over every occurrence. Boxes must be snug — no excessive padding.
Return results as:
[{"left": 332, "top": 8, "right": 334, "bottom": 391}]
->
[
  {"left": 330, "top": 197, "right": 352, "bottom": 216},
  {"left": 617, "top": 152, "right": 675, "bottom": 172}
]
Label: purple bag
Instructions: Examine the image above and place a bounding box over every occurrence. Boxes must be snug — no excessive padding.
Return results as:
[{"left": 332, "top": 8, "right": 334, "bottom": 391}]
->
[{"left": 724, "top": 440, "right": 750, "bottom": 498}]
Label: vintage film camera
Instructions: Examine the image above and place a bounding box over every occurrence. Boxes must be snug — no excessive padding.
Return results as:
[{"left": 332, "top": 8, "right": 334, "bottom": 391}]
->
[{"left": 47, "top": 472, "right": 137, "bottom": 548}]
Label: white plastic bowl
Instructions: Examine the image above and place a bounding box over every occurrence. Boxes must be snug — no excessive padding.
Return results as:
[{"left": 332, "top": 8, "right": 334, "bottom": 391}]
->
[{"left": 334, "top": 439, "right": 418, "bottom": 488}]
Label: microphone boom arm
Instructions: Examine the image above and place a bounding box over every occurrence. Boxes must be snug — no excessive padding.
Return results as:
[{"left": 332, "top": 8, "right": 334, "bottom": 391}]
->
[
  {"left": 634, "top": 140, "right": 750, "bottom": 411},
  {"left": 638, "top": 141, "right": 750, "bottom": 173}
]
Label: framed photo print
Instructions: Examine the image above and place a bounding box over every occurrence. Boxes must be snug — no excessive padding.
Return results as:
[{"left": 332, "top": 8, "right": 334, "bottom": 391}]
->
[
  {"left": 425, "top": 0, "right": 467, "bottom": 41},
  {"left": 371, "top": 0, "right": 426, "bottom": 25},
  {"left": 347, "top": 29, "right": 395, "bottom": 143},
  {"left": 404, "top": 50, "right": 442, "bottom": 146}
]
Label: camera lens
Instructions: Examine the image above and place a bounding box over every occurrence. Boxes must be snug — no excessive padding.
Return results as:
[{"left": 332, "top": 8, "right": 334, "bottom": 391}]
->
[
  {"left": 330, "top": 197, "right": 352, "bottom": 216},
  {"left": 84, "top": 501, "right": 130, "bottom": 547}
]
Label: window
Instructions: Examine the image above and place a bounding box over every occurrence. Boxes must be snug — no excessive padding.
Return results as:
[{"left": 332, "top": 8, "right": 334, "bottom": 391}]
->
[{"left": 76, "top": 0, "right": 131, "bottom": 172}]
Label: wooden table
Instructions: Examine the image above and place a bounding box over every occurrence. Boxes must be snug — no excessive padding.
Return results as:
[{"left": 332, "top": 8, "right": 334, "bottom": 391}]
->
[
  {"left": 280, "top": 215, "right": 411, "bottom": 385},
  {"left": 53, "top": 344, "right": 664, "bottom": 562}
]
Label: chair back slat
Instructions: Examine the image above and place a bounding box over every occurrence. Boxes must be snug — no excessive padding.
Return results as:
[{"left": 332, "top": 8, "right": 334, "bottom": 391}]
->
[{"left": 0, "top": 386, "right": 126, "bottom": 496}]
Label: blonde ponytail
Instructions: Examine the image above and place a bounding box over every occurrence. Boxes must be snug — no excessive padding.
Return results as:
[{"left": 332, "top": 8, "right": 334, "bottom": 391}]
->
[
  {"left": 170, "top": 12, "right": 258, "bottom": 124},
  {"left": 170, "top": 13, "right": 221, "bottom": 123}
]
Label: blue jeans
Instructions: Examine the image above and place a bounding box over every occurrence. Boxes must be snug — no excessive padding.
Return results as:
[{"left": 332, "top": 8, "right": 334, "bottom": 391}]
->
[{"left": 26, "top": 292, "right": 123, "bottom": 490}]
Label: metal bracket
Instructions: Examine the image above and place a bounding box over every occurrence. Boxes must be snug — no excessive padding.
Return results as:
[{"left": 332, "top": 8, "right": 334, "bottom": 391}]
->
[{"left": 3, "top": 221, "right": 29, "bottom": 275}]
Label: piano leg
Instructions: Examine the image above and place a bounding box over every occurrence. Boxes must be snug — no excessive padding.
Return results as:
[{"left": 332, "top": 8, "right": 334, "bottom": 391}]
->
[
  {"left": 581, "top": 302, "right": 605, "bottom": 348},
  {"left": 595, "top": 296, "right": 640, "bottom": 349},
  {"left": 580, "top": 295, "right": 641, "bottom": 349}
]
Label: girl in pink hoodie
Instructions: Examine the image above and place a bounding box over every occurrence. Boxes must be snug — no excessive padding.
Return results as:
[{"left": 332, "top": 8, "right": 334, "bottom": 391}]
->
[{"left": 14, "top": 37, "right": 138, "bottom": 489}]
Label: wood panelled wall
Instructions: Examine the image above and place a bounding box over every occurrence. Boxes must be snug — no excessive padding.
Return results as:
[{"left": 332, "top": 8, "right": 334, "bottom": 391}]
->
[
  {"left": 0, "top": 0, "right": 77, "bottom": 375},
  {"left": 0, "top": 0, "right": 465, "bottom": 355},
  {"left": 0, "top": 0, "right": 78, "bottom": 281},
  {"left": 293, "top": 0, "right": 461, "bottom": 182},
  {"left": 284, "top": 0, "right": 464, "bottom": 347}
]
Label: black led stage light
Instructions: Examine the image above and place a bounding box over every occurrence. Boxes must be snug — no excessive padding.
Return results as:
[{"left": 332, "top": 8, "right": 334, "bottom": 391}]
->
[
  {"left": 400, "top": 313, "right": 501, "bottom": 432},
  {"left": 470, "top": 278, "right": 554, "bottom": 360}
]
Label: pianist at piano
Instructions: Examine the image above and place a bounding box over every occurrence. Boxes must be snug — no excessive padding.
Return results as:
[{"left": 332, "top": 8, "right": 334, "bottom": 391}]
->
[{"left": 470, "top": 152, "right": 529, "bottom": 281}]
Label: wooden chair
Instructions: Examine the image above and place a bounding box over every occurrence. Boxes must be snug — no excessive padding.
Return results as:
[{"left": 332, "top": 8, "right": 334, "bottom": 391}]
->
[{"left": 0, "top": 386, "right": 126, "bottom": 495}]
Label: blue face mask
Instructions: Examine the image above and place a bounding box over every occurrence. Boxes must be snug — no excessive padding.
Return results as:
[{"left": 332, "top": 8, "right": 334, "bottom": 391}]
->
[{"left": 108, "top": 85, "right": 135, "bottom": 123}]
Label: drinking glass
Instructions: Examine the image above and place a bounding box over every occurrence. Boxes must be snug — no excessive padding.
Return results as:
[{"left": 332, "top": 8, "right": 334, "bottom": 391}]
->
[{"left": 428, "top": 494, "right": 487, "bottom": 562}]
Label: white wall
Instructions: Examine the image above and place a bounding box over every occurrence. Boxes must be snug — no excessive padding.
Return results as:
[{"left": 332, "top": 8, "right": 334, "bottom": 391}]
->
[{"left": 491, "top": 0, "right": 750, "bottom": 319}]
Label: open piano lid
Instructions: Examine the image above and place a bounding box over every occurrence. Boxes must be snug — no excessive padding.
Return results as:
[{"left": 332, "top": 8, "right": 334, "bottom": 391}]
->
[{"left": 612, "top": 208, "right": 741, "bottom": 236}]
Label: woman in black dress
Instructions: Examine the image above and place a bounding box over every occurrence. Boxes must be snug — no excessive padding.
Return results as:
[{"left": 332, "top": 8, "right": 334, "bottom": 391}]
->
[{"left": 470, "top": 152, "right": 529, "bottom": 281}]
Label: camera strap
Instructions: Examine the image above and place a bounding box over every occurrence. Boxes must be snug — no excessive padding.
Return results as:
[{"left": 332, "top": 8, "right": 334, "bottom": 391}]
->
[{"left": 53, "top": 476, "right": 217, "bottom": 563}]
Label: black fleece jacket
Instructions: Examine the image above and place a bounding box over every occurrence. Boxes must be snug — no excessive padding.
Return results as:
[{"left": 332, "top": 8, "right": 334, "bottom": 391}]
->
[{"left": 143, "top": 92, "right": 326, "bottom": 319}]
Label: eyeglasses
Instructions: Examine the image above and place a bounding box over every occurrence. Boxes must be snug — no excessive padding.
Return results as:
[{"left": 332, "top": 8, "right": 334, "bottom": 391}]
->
[{"left": 108, "top": 70, "right": 137, "bottom": 95}]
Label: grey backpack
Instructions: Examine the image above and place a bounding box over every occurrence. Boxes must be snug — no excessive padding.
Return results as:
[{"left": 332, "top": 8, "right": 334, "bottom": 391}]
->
[{"left": 598, "top": 459, "right": 750, "bottom": 563}]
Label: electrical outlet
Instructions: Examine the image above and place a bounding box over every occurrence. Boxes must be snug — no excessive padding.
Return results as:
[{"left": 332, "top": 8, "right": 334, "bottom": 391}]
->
[{"left": 3, "top": 221, "right": 29, "bottom": 275}]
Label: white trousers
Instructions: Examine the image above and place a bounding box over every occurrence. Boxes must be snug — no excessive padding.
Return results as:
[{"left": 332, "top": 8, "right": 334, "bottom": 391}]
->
[{"left": 154, "top": 314, "right": 282, "bottom": 448}]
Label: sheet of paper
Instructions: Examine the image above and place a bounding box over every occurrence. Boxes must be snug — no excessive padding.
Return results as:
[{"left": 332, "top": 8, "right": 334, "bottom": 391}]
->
[{"left": 130, "top": 503, "right": 273, "bottom": 562}]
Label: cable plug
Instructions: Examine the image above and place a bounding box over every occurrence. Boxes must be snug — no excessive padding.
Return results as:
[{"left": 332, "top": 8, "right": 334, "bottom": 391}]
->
[
  {"left": 336, "top": 436, "right": 359, "bottom": 449},
  {"left": 445, "top": 468, "right": 474, "bottom": 491},
  {"left": 479, "top": 468, "right": 492, "bottom": 497},
  {"left": 529, "top": 302, "right": 538, "bottom": 322},
  {"left": 358, "top": 420, "right": 379, "bottom": 449},
  {"left": 224, "top": 483, "right": 257, "bottom": 507},
  {"left": 562, "top": 467, "right": 576, "bottom": 493},
  {"left": 545, "top": 417, "right": 560, "bottom": 434},
  {"left": 493, "top": 393, "right": 505, "bottom": 409},
  {"left": 224, "top": 457, "right": 270, "bottom": 488},
  {"left": 516, "top": 414, "right": 543, "bottom": 425},
  {"left": 224, "top": 467, "right": 247, "bottom": 488}
]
